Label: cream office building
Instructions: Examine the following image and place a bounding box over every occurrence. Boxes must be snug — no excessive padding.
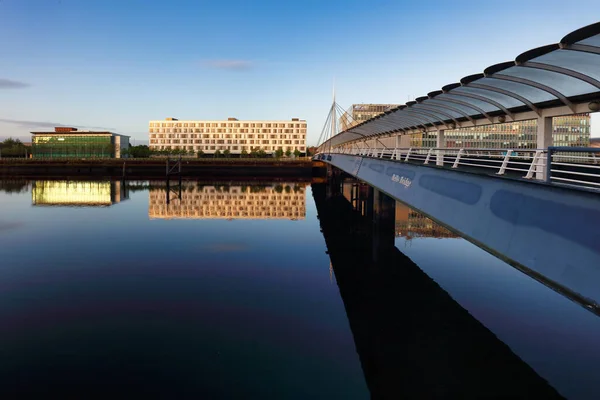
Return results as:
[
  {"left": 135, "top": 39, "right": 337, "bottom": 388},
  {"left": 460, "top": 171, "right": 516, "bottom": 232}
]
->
[{"left": 149, "top": 117, "right": 307, "bottom": 155}]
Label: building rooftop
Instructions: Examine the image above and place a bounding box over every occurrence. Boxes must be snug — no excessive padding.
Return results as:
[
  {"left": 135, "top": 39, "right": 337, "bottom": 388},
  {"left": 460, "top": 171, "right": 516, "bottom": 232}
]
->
[
  {"left": 151, "top": 118, "right": 306, "bottom": 122},
  {"left": 29, "top": 131, "right": 130, "bottom": 137}
]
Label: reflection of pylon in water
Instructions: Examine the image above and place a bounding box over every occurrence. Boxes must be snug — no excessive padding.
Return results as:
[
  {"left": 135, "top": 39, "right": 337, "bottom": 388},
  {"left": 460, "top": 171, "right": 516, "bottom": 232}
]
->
[{"left": 329, "top": 261, "right": 333, "bottom": 283}]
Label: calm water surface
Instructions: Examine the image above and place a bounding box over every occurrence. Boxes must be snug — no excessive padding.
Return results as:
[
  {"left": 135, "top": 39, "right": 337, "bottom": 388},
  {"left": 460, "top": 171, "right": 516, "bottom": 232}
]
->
[{"left": 0, "top": 179, "right": 599, "bottom": 399}]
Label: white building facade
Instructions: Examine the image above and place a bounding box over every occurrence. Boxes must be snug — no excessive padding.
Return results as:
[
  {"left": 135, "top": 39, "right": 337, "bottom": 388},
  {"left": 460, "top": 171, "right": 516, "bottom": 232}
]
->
[{"left": 149, "top": 117, "right": 307, "bottom": 155}]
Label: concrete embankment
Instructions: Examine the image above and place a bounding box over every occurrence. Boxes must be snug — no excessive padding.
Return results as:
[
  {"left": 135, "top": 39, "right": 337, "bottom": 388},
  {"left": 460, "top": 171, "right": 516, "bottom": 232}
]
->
[{"left": 0, "top": 159, "right": 327, "bottom": 179}]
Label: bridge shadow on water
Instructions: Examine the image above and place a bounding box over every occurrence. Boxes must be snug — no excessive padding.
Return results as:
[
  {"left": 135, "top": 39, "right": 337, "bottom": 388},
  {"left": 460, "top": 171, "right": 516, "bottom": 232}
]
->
[{"left": 312, "top": 177, "right": 564, "bottom": 400}]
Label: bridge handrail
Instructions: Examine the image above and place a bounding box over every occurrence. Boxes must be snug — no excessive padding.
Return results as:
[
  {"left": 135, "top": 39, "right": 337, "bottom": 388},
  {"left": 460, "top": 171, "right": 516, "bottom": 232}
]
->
[{"left": 316, "top": 146, "right": 600, "bottom": 192}]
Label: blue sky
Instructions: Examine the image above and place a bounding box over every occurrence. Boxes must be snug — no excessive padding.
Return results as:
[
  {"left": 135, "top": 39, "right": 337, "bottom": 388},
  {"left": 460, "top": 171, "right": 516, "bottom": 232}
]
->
[{"left": 0, "top": 0, "right": 598, "bottom": 145}]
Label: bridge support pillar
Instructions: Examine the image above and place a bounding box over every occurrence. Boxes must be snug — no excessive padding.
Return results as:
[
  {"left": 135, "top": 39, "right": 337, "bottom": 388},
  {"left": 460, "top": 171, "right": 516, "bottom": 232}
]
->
[
  {"left": 372, "top": 189, "right": 396, "bottom": 262},
  {"left": 436, "top": 130, "right": 445, "bottom": 166},
  {"left": 537, "top": 116, "right": 553, "bottom": 180}
]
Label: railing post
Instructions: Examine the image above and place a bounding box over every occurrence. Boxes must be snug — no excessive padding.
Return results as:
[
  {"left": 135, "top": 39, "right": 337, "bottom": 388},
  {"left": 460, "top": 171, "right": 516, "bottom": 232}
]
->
[
  {"left": 452, "top": 148, "right": 464, "bottom": 168},
  {"left": 424, "top": 148, "right": 433, "bottom": 165},
  {"left": 524, "top": 150, "right": 543, "bottom": 179},
  {"left": 545, "top": 147, "right": 554, "bottom": 183},
  {"left": 404, "top": 148, "right": 412, "bottom": 162},
  {"left": 497, "top": 149, "right": 513, "bottom": 175}
]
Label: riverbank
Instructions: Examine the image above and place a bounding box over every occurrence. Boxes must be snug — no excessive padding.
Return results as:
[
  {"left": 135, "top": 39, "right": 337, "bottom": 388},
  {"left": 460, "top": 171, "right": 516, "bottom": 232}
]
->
[{"left": 0, "top": 158, "right": 327, "bottom": 178}]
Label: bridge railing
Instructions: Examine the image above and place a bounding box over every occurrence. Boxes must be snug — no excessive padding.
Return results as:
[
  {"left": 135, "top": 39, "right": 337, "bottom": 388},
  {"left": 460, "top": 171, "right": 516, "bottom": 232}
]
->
[
  {"left": 317, "top": 146, "right": 600, "bottom": 191},
  {"left": 547, "top": 147, "right": 600, "bottom": 189}
]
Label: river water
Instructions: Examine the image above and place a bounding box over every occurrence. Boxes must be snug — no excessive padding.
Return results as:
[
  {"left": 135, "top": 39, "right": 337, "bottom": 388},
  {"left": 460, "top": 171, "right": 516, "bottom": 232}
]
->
[{"left": 0, "top": 178, "right": 598, "bottom": 399}]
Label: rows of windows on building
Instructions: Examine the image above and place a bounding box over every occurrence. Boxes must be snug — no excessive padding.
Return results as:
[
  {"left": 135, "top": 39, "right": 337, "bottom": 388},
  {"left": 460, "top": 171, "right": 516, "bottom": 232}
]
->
[
  {"left": 408, "top": 114, "right": 591, "bottom": 149},
  {"left": 148, "top": 118, "right": 307, "bottom": 154},
  {"left": 339, "top": 104, "right": 399, "bottom": 131}
]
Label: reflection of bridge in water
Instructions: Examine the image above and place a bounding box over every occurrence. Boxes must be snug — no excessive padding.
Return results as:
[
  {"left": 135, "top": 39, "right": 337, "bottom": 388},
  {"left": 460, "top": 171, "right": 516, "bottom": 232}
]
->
[
  {"left": 148, "top": 182, "right": 306, "bottom": 220},
  {"left": 312, "top": 179, "right": 563, "bottom": 399}
]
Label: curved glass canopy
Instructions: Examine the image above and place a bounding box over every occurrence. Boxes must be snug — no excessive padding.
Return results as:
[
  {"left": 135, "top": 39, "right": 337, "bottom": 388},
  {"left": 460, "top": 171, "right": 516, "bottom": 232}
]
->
[{"left": 325, "top": 22, "right": 600, "bottom": 148}]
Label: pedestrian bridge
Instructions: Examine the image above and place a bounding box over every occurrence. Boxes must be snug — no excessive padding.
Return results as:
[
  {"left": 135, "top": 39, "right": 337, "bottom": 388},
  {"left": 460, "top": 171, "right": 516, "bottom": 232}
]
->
[
  {"left": 317, "top": 152, "right": 600, "bottom": 314},
  {"left": 315, "top": 22, "right": 600, "bottom": 313}
]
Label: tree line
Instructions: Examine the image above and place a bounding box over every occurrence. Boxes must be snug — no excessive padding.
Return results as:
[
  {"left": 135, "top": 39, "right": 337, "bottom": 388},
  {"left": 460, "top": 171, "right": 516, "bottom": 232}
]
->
[{"left": 0, "top": 138, "right": 30, "bottom": 158}]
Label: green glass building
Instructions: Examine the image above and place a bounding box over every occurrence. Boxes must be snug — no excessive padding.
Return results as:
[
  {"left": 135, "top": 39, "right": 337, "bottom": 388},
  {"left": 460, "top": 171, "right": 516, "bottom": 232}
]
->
[{"left": 31, "top": 128, "right": 130, "bottom": 159}]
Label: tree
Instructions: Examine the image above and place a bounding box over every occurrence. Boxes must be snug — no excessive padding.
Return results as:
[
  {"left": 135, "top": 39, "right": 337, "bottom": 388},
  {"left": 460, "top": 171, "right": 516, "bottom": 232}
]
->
[
  {"left": 1, "top": 138, "right": 22, "bottom": 148},
  {"left": 214, "top": 149, "right": 222, "bottom": 158},
  {"left": 274, "top": 148, "right": 284, "bottom": 158},
  {"left": 257, "top": 148, "right": 266, "bottom": 158},
  {"left": 223, "top": 149, "right": 231, "bottom": 158},
  {"left": 285, "top": 149, "right": 292, "bottom": 157},
  {"left": 128, "top": 145, "right": 151, "bottom": 158},
  {"left": 197, "top": 149, "right": 205, "bottom": 158},
  {"left": 0, "top": 137, "right": 28, "bottom": 158},
  {"left": 241, "top": 148, "right": 248, "bottom": 158},
  {"left": 249, "top": 147, "right": 258, "bottom": 158},
  {"left": 293, "top": 149, "right": 301, "bottom": 158}
]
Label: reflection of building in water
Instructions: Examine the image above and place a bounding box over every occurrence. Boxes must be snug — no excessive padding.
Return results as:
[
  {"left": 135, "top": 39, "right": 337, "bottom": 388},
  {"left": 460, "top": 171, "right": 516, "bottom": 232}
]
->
[
  {"left": 32, "top": 181, "right": 129, "bottom": 206},
  {"left": 395, "top": 203, "right": 459, "bottom": 239},
  {"left": 149, "top": 183, "right": 306, "bottom": 220},
  {"left": 340, "top": 180, "right": 457, "bottom": 239}
]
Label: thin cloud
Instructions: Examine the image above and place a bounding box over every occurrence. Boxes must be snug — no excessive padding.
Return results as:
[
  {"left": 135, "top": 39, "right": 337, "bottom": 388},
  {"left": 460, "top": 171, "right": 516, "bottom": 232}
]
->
[
  {"left": 0, "top": 118, "right": 115, "bottom": 131},
  {"left": 202, "top": 59, "right": 253, "bottom": 71},
  {"left": 0, "top": 79, "right": 30, "bottom": 89}
]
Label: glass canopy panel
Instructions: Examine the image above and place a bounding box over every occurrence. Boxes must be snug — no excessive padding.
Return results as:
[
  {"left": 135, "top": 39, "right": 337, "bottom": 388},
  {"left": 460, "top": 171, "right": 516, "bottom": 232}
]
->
[
  {"left": 452, "top": 86, "right": 525, "bottom": 109},
  {"left": 373, "top": 118, "right": 401, "bottom": 130},
  {"left": 389, "top": 111, "right": 437, "bottom": 124},
  {"left": 440, "top": 93, "right": 499, "bottom": 113},
  {"left": 419, "top": 100, "right": 467, "bottom": 119},
  {"left": 388, "top": 116, "right": 416, "bottom": 129},
  {"left": 383, "top": 113, "right": 413, "bottom": 126},
  {"left": 427, "top": 97, "right": 484, "bottom": 116},
  {"left": 497, "top": 66, "right": 597, "bottom": 97},
  {"left": 577, "top": 34, "right": 600, "bottom": 47},
  {"left": 531, "top": 50, "right": 600, "bottom": 82},
  {"left": 411, "top": 104, "right": 457, "bottom": 121},
  {"left": 472, "top": 78, "right": 556, "bottom": 103},
  {"left": 407, "top": 113, "right": 440, "bottom": 124}
]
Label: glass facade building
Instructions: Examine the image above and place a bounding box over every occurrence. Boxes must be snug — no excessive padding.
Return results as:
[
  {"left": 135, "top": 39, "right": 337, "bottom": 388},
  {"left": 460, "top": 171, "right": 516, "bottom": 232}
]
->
[
  {"left": 408, "top": 113, "right": 591, "bottom": 149},
  {"left": 31, "top": 129, "right": 129, "bottom": 159}
]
